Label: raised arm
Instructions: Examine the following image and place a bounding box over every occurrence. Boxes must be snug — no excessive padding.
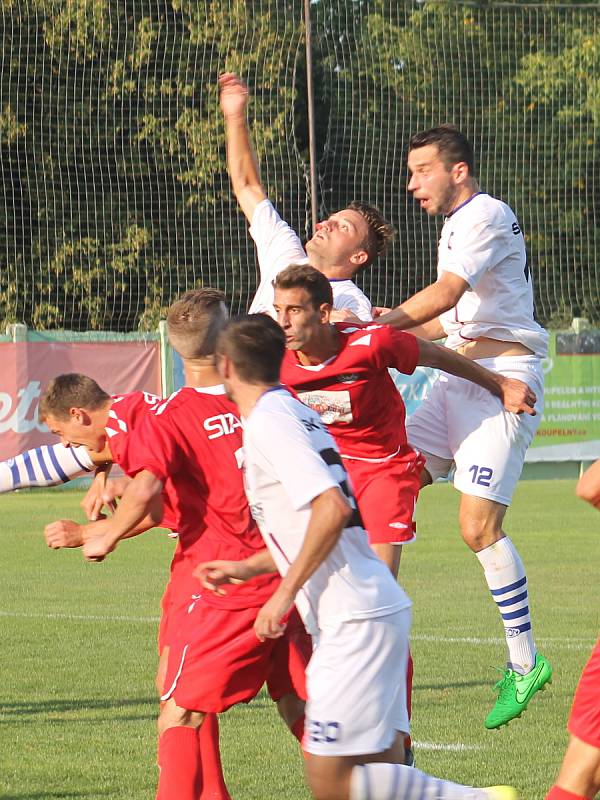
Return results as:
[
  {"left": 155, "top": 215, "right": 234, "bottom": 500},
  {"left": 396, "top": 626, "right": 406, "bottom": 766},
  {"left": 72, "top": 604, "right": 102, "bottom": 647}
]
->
[
  {"left": 415, "top": 337, "right": 537, "bottom": 415},
  {"left": 220, "top": 72, "right": 267, "bottom": 222},
  {"left": 377, "top": 272, "right": 468, "bottom": 330}
]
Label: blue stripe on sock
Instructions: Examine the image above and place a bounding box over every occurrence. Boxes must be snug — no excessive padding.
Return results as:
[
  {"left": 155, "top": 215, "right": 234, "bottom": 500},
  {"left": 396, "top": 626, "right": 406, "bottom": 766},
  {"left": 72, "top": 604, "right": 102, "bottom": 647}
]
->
[
  {"left": 502, "top": 606, "right": 530, "bottom": 621},
  {"left": 9, "top": 460, "right": 21, "bottom": 488},
  {"left": 48, "top": 446, "right": 69, "bottom": 483},
  {"left": 22, "top": 451, "right": 36, "bottom": 482},
  {"left": 70, "top": 448, "right": 92, "bottom": 472},
  {"left": 35, "top": 448, "right": 52, "bottom": 481},
  {"left": 490, "top": 576, "right": 527, "bottom": 596},
  {"left": 496, "top": 590, "right": 528, "bottom": 608},
  {"left": 509, "top": 622, "right": 531, "bottom": 635}
]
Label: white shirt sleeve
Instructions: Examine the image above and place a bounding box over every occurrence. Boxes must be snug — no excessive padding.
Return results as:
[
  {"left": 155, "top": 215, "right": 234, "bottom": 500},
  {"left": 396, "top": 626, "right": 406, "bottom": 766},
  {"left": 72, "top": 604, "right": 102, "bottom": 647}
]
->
[
  {"left": 331, "top": 282, "right": 373, "bottom": 321},
  {"left": 439, "top": 215, "right": 509, "bottom": 289},
  {"left": 248, "top": 199, "right": 308, "bottom": 283},
  {"left": 248, "top": 409, "right": 338, "bottom": 511}
]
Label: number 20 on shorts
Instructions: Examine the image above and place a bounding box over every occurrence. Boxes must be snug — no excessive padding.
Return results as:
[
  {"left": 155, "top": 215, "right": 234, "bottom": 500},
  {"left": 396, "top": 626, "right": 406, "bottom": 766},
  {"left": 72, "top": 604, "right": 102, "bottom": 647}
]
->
[
  {"left": 308, "top": 720, "right": 341, "bottom": 743},
  {"left": 469, "top": 464, "right": 493, "bottom": 487}
]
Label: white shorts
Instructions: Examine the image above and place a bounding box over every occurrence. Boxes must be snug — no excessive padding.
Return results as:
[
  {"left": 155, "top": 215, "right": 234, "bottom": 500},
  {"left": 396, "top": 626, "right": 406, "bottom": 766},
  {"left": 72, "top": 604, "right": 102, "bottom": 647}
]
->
[
  {"left": 304, "top": 608, "right": 411, "bottom": 757},
  {"left": 406, "top": 356, "right": 544, "bottom": 506}
]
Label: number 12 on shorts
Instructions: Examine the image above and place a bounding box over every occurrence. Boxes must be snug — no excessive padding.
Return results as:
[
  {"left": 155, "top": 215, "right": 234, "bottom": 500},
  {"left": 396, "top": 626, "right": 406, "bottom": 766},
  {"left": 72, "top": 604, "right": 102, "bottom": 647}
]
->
[
  {"left": 469, "top": 464, "right": 493, "bottom": 487},
  {"left": 308, "top": 719, "right": 341, "bottom": 743}
]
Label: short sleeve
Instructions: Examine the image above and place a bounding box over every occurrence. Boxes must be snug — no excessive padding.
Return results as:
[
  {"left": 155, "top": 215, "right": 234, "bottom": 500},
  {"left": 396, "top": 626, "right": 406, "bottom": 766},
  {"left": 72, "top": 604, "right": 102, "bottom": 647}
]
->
[
  {"left": 248, "top": 199, "right": 307, "bottom": 283},
  {"left": 369, "top": 325, "right": 420, "bottom": 375},
  {"left": 438, "top": 218, "right": 507, "bottom": 289},
  {"left": 332, "top": 284, "right": 372, "bottom": 321},
  {"left": 121, "top": 413, "right": 181, "bottom": 484},
  {"left": 248, "top": 410, "right": 338, "bottom": 511}
]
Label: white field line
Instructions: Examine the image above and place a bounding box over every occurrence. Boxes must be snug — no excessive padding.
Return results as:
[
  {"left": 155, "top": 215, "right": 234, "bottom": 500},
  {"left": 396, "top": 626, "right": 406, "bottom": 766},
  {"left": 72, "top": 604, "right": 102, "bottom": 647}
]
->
[
  {"left": 0, "top": 610, "right": 595, "bottom": 651},
  {"left": 412, "top": 633, "right": 595, "bottom": 651},
  {"left": 414, "top": 741, "right": 482, "bottom": 752}
]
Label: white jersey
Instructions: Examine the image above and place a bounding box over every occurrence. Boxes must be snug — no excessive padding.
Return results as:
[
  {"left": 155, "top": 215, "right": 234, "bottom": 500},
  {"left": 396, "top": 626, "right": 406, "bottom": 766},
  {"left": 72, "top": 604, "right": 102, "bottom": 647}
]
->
[
  {"left": 248, "top": 199, "right": 372, "bottom": 320},
  {"left": 243, "top": 387, "right": 409, "bottom": 636},
  {"left": 437, "top": 192, "right": 548, "bottom": 358}
]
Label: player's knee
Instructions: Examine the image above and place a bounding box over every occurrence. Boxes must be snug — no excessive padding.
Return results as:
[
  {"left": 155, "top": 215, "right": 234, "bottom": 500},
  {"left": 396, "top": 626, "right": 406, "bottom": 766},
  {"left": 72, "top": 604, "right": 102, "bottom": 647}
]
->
[
  {"left": 305, "top": 758, "right": 351, "bottom": 800},
  {"left": 157, "top": 698, "right": 204, "bottom": 736},
  {"left": 458, "top": 510, "right": 502, "bottom": 551}
]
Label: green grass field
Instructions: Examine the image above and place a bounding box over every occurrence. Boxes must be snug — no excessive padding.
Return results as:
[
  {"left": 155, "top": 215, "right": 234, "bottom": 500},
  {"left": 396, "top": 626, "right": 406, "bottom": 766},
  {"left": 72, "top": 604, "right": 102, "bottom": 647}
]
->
[{"left": 0, "top": 481, "right": 598, "bottom": 800}]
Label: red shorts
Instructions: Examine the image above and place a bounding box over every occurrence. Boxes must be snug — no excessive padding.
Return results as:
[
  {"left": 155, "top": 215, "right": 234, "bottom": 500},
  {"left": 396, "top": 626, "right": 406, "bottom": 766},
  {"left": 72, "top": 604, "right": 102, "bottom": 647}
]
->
[
  {"left": 344, "top": 451, "right": 424, "bottom": 545},
  {"left": 161, "top": 597, "right": 311, "bottom": 713},
  {"left": 568, "top": 639, "right": 600, "bottom": 748}
]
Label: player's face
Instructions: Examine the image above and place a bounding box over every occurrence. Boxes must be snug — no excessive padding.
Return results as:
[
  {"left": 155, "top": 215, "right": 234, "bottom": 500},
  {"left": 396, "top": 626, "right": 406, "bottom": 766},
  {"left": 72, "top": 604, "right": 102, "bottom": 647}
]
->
[
  {"left": 407, "top": 145, "right": 462, "bottom": 216},
  {"left": 44, "top": 411, "right": 105, "bottom": 451},
  {"left": 273, "top": 287, "right": 326, "bottom": 352},
  {"left": 305, "top": 208, "right": 369, "bottom": 268}
]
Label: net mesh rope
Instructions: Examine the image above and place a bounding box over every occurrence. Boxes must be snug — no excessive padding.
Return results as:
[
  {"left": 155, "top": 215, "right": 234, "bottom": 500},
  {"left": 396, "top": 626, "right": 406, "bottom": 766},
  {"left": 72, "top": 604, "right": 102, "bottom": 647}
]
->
[{"left": 0, "top": 1, "right": 597, "bottom": 331}]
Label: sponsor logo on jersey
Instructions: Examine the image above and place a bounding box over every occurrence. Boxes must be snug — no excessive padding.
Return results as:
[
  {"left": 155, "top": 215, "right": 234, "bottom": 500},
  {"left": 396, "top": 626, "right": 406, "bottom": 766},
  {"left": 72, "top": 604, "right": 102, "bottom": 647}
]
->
[
  {"left": 298, "top": 390, "right": 352, "bottom": 424},
  {"left": 388, "top": 521, "right": 408, "bottom": 529},
  {"left": 203, "top": 412, "right": 242, "bottom": 439}
]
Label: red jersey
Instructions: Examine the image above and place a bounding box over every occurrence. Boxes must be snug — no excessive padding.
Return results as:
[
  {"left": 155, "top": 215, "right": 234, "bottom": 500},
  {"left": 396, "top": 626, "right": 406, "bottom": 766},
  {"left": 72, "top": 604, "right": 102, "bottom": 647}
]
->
[
  {"left": 280, "top": 323, "right": 420, "bottom": 460},
  {"left": 105, "top": 391, "right": 162, "bottom": 464},
  {"left": 121, "top": 386, "right": 278, "bottom": 609}
]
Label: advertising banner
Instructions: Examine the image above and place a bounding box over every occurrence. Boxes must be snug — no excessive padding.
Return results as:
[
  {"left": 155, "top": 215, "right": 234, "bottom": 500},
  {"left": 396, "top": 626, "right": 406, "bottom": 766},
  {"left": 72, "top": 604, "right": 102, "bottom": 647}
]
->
[{"left": 0, "top": 341, "right": 161, "bottom": 460}]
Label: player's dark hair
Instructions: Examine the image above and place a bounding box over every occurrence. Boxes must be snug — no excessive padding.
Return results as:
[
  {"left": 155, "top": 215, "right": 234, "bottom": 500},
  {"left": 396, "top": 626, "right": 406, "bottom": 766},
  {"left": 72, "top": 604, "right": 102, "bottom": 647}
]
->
[
  {"left": 408, "top": 125, "right": 476, "bottom": 176},
  {"left": 167, "top": 287, "right": 228, "bottom": 359},
  {"left": 217, "top": 314, "right": 285, "bottom": 385},
  {"left": 39, "top": 374, "right": 110, "bottom": 422},
  {"left": 346, "top": 200, "right": 395, "bottom": 266},
  {"left": 273, "top": 264, "right": 333, "bottom": 309}
]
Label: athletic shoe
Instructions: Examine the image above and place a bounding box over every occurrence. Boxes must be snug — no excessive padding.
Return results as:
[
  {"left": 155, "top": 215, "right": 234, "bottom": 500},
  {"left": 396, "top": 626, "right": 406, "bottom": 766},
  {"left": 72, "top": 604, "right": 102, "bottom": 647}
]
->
[
  {"left": 484, "top": 653, "right": 552, "bottom": 729},
  {"left": 482, "top": 786, "right": 518, "bottom": 800}
]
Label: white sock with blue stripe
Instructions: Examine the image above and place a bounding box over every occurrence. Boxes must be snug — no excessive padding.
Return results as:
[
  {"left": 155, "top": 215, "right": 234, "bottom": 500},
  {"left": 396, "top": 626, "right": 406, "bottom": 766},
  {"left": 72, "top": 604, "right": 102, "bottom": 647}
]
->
[
  {"left": 349, "top": 763, "right": 492, "bottom": 799},
  {"left": 476, "top": 536, "right": 536, "bottom": 674},
  {"left": 0, "top": 444, "right": 94, "bottom": 492}
]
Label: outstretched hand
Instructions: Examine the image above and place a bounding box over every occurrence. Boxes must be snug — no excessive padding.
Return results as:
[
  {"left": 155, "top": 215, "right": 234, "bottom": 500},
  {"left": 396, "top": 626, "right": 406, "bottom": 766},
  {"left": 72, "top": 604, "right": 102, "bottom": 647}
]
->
[{"left": 219, "top": 72, "right": 249, "bottom": 120}]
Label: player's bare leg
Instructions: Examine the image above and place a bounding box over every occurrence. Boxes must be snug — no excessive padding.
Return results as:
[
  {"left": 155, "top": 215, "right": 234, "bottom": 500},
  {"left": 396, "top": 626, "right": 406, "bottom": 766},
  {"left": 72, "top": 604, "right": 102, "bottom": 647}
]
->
[
  {"left": 458, "top": 493, "right": 551, "bottom": 728},
  {"left": 548, "top": 735, "right": 600, "bottom": 800},
  {"left": 156, "top": 696, "right": 206, "bottom": 800},
  {"left": 277, "top": 692, "right": 306, "bottom": 742},
  {"left": 304, "top": 732, "right": 511, "bottom": 800},
  {"left": 155, "top": 650, "right": 230, "bottom": 800}
]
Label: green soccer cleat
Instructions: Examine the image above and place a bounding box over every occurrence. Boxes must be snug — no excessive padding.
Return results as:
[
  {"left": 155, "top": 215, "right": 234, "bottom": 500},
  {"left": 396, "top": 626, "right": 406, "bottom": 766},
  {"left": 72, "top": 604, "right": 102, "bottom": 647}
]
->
[
  {"left": 485, "top": 653, "right": 552, "bottom": 729},
  {"left": 482, "top": 786, "right": 518, "bottom": 800}
]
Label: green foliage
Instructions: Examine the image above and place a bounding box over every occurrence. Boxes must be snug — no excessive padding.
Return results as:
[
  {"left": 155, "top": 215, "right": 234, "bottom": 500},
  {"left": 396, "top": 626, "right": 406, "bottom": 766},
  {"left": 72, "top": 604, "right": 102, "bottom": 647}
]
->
[{"left": 0, "top": 1, "right": 597, "bottom": 330}]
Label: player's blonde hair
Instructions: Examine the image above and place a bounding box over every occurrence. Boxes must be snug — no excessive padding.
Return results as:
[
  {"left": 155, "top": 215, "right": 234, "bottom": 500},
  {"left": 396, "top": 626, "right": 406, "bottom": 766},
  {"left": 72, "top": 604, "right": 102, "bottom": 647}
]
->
[
  {"left": 39, "top": 374, "right": 110, "bottom": 422},
  {"left": 167, "top": 288, "right": 228, "bottom": 359}
]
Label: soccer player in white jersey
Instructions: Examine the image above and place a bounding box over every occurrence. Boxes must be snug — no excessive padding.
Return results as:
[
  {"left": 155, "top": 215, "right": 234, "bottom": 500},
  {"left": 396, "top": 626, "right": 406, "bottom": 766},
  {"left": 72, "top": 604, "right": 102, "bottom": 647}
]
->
[
  {"left": 197, "top": 313, "right": 516, "bottom": 800},
  {"left": 377, "top": 125, "right": 552, "bottom": 729},
  {"left": 219, "top": 72, "right": 391, "bottom": 321}
]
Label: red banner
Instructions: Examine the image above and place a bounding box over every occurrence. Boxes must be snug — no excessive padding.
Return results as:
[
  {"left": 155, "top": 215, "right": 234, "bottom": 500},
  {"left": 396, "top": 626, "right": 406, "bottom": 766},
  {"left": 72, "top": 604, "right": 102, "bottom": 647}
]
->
[{"left": 0, "top": 341, "right": 160, "bottom": 460}]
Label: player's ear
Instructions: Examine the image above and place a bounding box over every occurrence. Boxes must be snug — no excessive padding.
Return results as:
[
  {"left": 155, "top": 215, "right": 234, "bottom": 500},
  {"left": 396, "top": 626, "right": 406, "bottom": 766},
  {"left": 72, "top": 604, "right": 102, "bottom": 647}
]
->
[
  {"left": 350, "top": 249, "right": 369, "bottom": 268},
  {"left": 319, "top": 302, "right": 333, "bottom": 323},
  {"left": 69, "top": 406, "right": 86, "bottom": 424},
  {"left": 451, "top": 160, "right": 469, "bottom": 184}
]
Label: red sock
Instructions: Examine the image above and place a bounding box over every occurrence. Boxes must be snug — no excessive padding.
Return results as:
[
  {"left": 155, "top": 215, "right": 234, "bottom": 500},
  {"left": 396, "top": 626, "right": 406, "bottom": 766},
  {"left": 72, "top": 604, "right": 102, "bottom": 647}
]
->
[
  {"left": 546, "top": 787, "right": 587, "bottom": 800},
  {"left": 157, "top": 726, "right": 202, "bottom": 800},
  {"left": 291, "top": 713, "right": 305, "bottom": 744},
  {"left": 198, "top": 714, "right": 231, "bottom": 800},
  {"left": 404, "top": 648, "right": 414, "bottom": 754}
]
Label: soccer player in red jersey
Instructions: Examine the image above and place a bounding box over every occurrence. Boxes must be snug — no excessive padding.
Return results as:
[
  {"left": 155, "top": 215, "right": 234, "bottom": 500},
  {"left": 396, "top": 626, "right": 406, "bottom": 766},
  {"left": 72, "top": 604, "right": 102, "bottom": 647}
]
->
[
  {"left": 42, "top": 290, "right": 309, "bottom": 800},
  {"left": 275, "top": 265, "right": 538, "bottom": 575},
  {"left": 546, "top": 459, "right": 600, "bottom": 800}
]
